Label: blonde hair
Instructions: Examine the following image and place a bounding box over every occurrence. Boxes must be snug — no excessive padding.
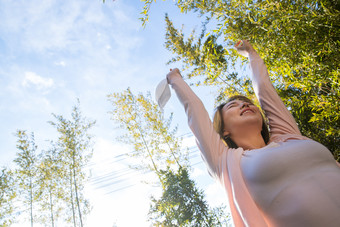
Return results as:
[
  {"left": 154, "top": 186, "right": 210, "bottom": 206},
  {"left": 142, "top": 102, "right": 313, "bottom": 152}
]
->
[{"left": 213, "top": 95, "right": 269, "bottom": 148}]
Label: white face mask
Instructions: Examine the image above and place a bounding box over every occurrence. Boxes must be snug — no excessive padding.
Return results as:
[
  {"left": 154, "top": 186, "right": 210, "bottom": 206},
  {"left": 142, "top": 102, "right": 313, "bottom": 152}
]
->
[{"left": 155, "top": 79, "right": 171, "bottom": 109}]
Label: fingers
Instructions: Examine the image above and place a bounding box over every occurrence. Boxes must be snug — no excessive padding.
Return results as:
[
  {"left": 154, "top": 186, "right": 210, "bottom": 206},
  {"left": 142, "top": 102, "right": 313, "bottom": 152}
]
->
[
  {"left": 242, "top": 40, "right": 251, "bottom": 47},
  {"left": 170, "top": 68, "right": 180, "bottom": 74},
  {"left": 235, "top": 40, "right": 251, "bottom": 48},
  {"left": 234, "top": 40, "right": 251, "bottom": 57},
  {"left": 166, "top": 68, "right": 181, "bottom": 82}
]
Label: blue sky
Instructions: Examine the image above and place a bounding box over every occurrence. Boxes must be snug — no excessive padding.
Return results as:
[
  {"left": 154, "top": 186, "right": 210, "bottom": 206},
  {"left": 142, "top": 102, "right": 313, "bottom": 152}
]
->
[{"left": 0, "top": 0, "right": 229, "bottom": 226}]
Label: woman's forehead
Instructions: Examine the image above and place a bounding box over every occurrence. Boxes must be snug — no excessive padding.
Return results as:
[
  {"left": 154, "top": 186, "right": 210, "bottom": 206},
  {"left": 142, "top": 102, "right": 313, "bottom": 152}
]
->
[
  {"left": 221, "top": 100, "right": 242, "bottom": 110},
  {"left": 226, "top": 98, "right": 252, "bottom": 105},
  {"left": 227, "top": 95, "right": 253, "bottom": 103}
]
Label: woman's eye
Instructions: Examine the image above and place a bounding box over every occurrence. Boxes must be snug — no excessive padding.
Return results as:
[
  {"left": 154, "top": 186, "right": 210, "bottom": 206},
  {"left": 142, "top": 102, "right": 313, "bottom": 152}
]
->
[{"left": 227, "top": 104, "right": 236, "bottom": 109}]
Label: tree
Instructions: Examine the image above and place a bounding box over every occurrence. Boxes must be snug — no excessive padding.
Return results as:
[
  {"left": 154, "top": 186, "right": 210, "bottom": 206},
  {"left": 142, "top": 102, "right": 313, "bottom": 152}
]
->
[
  {"left": 49, "top": 101, "right": 95, "bottom": 227},
  {"left": 36, "top": 146, "right": 66, "bottom": 227},
  {"left": 0, "top": 167, "right": 17, "bottom": 227},
  {"left": 149, "top": 167, "right": 229, "bottom": 227},
  {"left": 108, "top": 88, "right": 229, "bottom": 226},
  {"left": 13, "top": 130, "right": 39, "bottom": 227},
  {"left": 140, "top": 0, "right": 340, "bottom": 160},
  {"left": 108, "top": 88, "right": 187, "bottom": 175}
]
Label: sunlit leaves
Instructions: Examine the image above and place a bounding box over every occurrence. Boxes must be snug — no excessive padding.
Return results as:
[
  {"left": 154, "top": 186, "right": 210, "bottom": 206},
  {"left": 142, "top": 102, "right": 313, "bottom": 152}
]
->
[
  {"left": 164, "top": 14, "right": 255, "bottom": 102},
  {"left": 108, "top": 88, "right": 187, "bottom": 175},
  {"left": 148, "top": 167, "right": 229, "bottom": 227},
  {"left": 36, "top": 147, "right": 65, "bottom": 226},
  {"left": 8, "top": 102, "right": 95, "bottom": 226},
  {"left": 140, "top": 0, "right": 157, "bottom": 27},
  {"left": 0, "top": 168, "right": 16, "bottom": 227},
  {"left": 141, "top": 0, "right": 340, "bottom": 160},
  {"left": 13, "top": 130, "right": 38, "bottom": 226},
  {"left": 108, "top": 88, "right": 229, "bottom": 225},
  {"left": 49, "top": 101, "right": 95, "bottom": 226}
]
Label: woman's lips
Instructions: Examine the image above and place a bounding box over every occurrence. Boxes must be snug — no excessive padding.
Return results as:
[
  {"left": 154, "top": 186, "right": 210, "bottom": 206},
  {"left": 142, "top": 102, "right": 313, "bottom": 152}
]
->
[{"left": 240, "top": 108, "right": 254, "bottom": 115}]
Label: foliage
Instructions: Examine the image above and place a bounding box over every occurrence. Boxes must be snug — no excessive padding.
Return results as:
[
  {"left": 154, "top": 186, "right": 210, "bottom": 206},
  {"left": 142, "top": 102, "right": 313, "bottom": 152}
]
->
[
  {"left": 36, "top": 146, "right": 66, "bottom": 226},
  {"left": 13, "top": 130, "right": 39, "bottom": 227},
  {"left": 108, "top": 88, "right": 187, "bottom": 175},
  {"left": 0, "top": 167, "right": 17, "bottom": 227},
  {"left": 141, "top": 0, "right": 340, "bottom": 160},
  {"left": 148, "top": 167, "right": 229, "bottom": 227},
  {"left": 108, "top": 88, "right": 229, "bottom": 226},
  {"left": 49, "top": 101, "right": 95, "bottom": 226},
  {"left": 139, "top": 0, "right": 157, "bottom": 27},
  {"left": 1, "top": 101, "right": 95, "bottom": 226}
]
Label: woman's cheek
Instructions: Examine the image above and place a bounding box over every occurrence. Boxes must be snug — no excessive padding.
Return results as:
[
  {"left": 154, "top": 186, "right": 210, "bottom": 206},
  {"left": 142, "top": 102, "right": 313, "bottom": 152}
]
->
[{"left": 223, "top": 110, "right": 238, "bottom": 131}]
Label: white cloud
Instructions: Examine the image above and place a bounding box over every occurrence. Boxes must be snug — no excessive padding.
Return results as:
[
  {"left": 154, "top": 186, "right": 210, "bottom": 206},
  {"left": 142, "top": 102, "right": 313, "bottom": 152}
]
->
[
  {"left": 22, "top": 72, "right": 54, "bottom": 90},
  {"left": 0, "top": 1, "right": 211, "bottom": 226},
  {"left": 0, "top": 0, "right": 142, "bottom": 57},
  {"left": 54, "top": 61, "right": 66, "bottom": 66}
]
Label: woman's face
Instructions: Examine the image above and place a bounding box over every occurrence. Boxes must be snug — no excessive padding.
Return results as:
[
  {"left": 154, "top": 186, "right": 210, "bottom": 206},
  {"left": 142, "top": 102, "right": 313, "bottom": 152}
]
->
[{"left": 221, "top": 99, "right": 263, "bottom": 137}]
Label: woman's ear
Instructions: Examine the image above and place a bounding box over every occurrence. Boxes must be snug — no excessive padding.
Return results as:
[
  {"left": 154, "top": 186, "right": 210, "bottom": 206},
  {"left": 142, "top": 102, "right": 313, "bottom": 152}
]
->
[{"left": 223, "top": 130, "right": 230, "bottom": 138}]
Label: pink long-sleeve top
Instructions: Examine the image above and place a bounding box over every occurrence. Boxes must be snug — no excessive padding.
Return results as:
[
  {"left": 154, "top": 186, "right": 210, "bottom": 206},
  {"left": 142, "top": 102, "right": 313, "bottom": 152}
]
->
[{"left": 168, "top": 51, "right": 340, "bottom": 226}]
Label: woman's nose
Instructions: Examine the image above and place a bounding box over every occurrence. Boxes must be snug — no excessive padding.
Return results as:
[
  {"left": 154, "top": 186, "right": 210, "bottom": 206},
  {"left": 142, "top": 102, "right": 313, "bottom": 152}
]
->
[{"left": 241, "top": 102, "right": 250, "bottom": 108}]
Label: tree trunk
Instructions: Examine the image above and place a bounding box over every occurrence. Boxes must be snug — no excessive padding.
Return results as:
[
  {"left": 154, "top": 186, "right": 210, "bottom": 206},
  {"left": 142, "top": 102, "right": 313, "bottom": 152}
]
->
[
  {"left": 49, "top": 188, "right": 55, "bottom": 227},
  {"left": 72, "top": 155, "right": 83, "bottom": 227},
  {"left": 137, "top": 126, "right": 159, "bottom": 174},
  {"left": 70, "top": 170, "right": 76, "bottom": 227},
  {"left": 30, "top": 177, "right": 33, "bottom": 227}
]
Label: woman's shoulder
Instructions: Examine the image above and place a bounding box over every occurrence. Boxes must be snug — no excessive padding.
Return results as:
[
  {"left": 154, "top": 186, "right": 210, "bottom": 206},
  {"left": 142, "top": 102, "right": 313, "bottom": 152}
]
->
[{"left": 269, "top": 134, "right": 310, "bottom": 143}]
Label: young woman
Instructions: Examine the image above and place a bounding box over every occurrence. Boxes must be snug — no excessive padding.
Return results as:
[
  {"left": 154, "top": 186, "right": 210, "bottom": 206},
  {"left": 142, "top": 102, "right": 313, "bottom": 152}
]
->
[{"left": 166, "top": 40, "right": 340, "bottom": 227}]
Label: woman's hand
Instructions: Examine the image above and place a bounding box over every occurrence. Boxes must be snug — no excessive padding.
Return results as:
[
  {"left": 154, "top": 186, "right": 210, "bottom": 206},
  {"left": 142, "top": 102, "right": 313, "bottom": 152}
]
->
[
  {"left": 166, "top": 68, "right": 182, "bottom": 83},
  {"left": 234, "top": 40, "right": 256, "bottom": 57}
]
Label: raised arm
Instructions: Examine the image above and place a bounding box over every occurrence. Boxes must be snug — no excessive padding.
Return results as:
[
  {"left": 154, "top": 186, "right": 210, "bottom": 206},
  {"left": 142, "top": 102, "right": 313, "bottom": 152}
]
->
[
  {"left": 167, "top": 69, "right": 226, "bottom": 177},
  {"left": 235, "top": 41, "right": 302, "bottom": 139}
]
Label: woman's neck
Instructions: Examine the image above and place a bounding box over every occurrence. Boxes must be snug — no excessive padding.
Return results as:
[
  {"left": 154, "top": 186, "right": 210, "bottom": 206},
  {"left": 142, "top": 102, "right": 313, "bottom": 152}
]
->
[{"left": 232, "top": 133, "right": 266, "bottom": 150}]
